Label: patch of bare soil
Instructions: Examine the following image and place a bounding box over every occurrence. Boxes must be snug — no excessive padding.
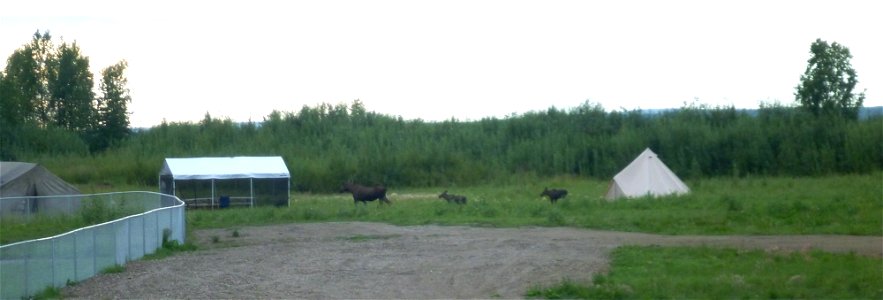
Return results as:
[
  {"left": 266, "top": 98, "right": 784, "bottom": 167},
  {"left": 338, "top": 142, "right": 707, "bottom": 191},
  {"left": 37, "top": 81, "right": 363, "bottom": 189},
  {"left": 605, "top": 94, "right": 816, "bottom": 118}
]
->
[{"left": 61, "top": 222, "right": 882, "bottom": 299}]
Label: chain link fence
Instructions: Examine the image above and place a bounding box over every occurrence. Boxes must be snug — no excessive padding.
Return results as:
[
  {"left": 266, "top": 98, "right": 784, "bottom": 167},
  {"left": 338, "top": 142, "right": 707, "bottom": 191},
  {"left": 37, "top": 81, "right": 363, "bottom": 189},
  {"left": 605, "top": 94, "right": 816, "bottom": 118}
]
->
[{"left": 0, "top": 192, "right": 185, "bottom": 299}]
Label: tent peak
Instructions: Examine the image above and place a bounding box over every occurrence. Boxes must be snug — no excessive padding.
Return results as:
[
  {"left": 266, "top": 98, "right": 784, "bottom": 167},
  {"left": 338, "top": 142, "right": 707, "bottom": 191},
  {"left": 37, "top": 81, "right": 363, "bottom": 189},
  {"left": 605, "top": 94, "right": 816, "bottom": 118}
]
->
[{"left": 604, "top": 148, "right": 689, "bottom": 200}]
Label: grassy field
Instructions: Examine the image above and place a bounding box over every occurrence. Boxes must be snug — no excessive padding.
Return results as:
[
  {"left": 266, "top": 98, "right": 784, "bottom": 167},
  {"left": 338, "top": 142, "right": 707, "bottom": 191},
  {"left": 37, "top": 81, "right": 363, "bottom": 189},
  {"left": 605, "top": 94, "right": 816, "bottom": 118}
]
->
[
  {"left": 187, "top": 173, "right": 881, "bottom": 235},
  {"left": 3, "top": 173, "right": 880, "bottom": 299},
  {"left": 185, "top": 172, "right": 883, "bottom": 299},
  {"left": 3, "top": 172, "right": 880, "bottom": 245},
  {"left": 527, "top": 245, "right": 883, "bottom": 299}
]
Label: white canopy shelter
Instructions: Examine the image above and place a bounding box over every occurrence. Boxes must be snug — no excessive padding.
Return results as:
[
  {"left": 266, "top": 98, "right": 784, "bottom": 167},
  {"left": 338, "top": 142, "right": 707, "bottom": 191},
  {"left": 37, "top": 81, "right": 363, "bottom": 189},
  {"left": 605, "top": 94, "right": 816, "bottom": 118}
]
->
[
  {"left": 159, "top": 156, "right": 290, "bottom": 208},
  {"left": 604, "top": 148, "right": 690, "bottom": 200}
]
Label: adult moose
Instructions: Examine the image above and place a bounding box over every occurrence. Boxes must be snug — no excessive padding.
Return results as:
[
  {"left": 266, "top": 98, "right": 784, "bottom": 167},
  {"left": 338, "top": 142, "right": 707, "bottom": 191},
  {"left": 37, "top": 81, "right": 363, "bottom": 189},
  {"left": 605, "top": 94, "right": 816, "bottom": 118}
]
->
[
  {"left": 540, "top": 187, "right": 568, "bottom": 204},
  {"left": 341, "top": 182, "right": 392, "bottom": 206}
]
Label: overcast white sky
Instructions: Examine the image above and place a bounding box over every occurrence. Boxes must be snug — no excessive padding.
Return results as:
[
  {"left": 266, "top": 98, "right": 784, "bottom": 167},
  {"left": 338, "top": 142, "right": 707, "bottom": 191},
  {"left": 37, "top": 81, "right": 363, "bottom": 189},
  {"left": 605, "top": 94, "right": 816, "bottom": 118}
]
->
[{"left": 2, "top": 0, "right": 880, "bottom": 127}]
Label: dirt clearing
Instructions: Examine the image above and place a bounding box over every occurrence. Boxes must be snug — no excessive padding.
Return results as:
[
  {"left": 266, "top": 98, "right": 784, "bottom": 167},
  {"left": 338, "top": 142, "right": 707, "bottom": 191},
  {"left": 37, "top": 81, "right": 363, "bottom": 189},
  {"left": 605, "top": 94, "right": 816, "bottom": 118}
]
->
[{"left": 62, "top": 222, "right": 882, "bottom": 299}]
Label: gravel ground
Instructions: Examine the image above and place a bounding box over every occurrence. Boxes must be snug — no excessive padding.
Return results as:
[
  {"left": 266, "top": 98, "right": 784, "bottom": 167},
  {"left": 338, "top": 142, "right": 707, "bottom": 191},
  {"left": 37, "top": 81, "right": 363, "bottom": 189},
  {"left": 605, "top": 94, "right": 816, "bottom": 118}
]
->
[{"left": 61, "top": 222, "right": 882, "bottom": 299}]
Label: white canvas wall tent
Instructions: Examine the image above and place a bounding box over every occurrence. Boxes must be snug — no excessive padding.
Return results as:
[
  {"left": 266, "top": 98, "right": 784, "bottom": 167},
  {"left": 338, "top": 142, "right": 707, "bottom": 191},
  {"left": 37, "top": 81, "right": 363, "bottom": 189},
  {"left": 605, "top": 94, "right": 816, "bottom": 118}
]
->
[
  {"left": 0, "top": 162, "right": 82, "bottom": 216},
  {"left": 604, "top": 148, "right": 690, "bottom": 200},
  {"left": 159, "top": 156, "right": 291, "bottom": 208}
]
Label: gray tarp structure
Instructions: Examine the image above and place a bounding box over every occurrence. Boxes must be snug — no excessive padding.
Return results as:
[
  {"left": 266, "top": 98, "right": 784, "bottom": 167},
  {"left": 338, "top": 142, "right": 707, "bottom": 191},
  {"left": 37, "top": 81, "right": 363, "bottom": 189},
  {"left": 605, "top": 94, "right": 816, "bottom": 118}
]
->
[{"left": 0, "top": 162, "right": 81, "bottom": 216}]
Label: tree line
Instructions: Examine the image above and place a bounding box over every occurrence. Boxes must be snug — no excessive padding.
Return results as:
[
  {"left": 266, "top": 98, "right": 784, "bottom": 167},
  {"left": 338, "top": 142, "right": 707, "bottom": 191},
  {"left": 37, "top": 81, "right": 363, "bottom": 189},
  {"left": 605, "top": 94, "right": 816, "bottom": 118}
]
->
[
  {"left": 2, "top": 34, "right": 878, "bottom": 192},
  {"left": 0, "top": 31, "right": 132, "bottom": 155},
  {"left": 7, "top": 100, "right": 880, "bottom": 192}
]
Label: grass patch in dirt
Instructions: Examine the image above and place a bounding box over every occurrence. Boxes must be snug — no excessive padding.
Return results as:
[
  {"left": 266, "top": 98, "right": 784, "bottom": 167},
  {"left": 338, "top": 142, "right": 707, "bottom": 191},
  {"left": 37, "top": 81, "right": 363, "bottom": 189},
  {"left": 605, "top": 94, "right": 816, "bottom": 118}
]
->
[
  {"left": 527, "top": 245, "right": 883, "bottom": 299},
  {"left": 339, "top": 234, "right": 402, "bottom": 242},
  {"left": 142, "top": 229, "right": 197, "bottom": 260},
  {"left": 31, "top": 286, "right": 62, "bottom": 300},
  {"left": 100, "top": 264, "right": 126, "bottom": 274}
]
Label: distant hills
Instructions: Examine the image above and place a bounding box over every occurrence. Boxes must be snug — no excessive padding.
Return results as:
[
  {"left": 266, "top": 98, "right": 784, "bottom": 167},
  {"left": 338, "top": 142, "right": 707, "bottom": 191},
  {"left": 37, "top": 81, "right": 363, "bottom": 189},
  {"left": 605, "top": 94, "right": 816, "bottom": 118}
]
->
[
  {"left": 641, "top": 106, "right": 882, "bottom": 120},
  {"left": 133, "top": 106, "right": 883, "bottom": 130},
  {"left": 859, "top": 106, "right": 883, "bottom": 119}
]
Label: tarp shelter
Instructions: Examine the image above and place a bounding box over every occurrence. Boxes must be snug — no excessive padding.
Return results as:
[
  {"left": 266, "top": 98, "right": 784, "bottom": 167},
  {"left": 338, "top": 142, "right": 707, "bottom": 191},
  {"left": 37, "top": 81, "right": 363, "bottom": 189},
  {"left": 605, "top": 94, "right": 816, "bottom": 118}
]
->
[
  {"left": 0, "top": 161, "right": 82, "bottom": 216},
  {"left": 604, "top": 148, "right": 690, "bottom": 200},
  {"left": 159, "top": 156, "right": 291, "bottom": 208}
]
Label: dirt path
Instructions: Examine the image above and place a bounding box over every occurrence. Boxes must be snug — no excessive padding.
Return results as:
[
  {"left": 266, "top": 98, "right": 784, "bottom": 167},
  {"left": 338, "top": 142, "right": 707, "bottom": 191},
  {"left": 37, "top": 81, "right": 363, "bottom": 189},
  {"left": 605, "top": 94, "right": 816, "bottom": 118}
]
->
[{"left": 62, "top": 222, "right": 882, "bottom": 299}]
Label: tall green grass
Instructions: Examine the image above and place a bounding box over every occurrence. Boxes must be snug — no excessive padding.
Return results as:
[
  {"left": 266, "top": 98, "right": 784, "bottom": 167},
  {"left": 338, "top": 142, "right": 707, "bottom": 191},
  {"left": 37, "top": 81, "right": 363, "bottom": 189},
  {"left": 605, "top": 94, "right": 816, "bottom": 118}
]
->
[
  {"left": 0, "top": 215, "right": 90, "bottom": 245},
  {"left": 527, "top": 245, "right": 883, "bottom": 299},
  {"left": 1, "top": 195, "right": 155, "bottom": 244}
]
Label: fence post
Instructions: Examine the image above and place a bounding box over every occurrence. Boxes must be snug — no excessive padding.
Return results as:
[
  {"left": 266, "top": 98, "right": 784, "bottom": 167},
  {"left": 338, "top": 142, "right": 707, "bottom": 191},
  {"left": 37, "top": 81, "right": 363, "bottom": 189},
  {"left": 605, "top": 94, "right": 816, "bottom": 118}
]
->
[
  {"left": 92, "top": 227, "right": 97, "bottom": 276},
  {"left": 155, "top": 211, "right": 160, "bottom": 251},
  {"left": 72, "top": 231, "right": 78, "bottom": 283},
  {"left": 24, "top": 242, "right": 31, "bottom": 297},
  {"left": 52, "top": 238, "right": 56, "bottom": 289},
  {"left": 113, "top": 219, "right": 119, "bottom": 266},
  {"left": 177, "top": 205, "right": 185, "bottom": 244},
  {"left": 169, "top": 195, "right": 174, "bottom": 241},
  {"left": 142, "top": 215, "right": 147, "bottom": 257},
  {"left": 127, "top": 217, "right": 132, "bottom": 262}
]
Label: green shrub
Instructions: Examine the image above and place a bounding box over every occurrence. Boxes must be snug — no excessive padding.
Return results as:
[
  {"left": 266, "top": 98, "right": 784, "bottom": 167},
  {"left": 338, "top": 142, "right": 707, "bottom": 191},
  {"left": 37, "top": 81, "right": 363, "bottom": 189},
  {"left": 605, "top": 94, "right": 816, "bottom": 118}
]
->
[
  {"left": 101, "top": 264, "right": 125, "bottom": 274},
  {"left": 79, "top": 197, "right": 117, "bottom": 225},
  {"left": 546, "top": 210, "right": 565, "bottom": 226},
  {"left": 144, "top": 229, "right": 196, "bottom": 260},
  {"left": 31, "top": 286, "right": 62, "bottom": 300}
]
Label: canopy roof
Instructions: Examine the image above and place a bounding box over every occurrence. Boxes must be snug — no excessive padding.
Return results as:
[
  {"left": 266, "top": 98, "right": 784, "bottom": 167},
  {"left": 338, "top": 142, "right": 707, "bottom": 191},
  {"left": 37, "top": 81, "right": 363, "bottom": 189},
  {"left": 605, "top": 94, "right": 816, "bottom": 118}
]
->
[
  {"left": 160, "top": 156, "right": 290, "bottom": 180},
  {"left": 604, "top": 148, "right": 689, "bottom": 200}
]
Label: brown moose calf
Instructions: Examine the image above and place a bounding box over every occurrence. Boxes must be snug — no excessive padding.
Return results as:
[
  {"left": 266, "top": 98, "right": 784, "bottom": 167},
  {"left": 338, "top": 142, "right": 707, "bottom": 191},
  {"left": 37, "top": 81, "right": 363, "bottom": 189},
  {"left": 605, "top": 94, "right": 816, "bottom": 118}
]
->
[{"left": 438, "top": 190, "right": 467, "bottom": 205}]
